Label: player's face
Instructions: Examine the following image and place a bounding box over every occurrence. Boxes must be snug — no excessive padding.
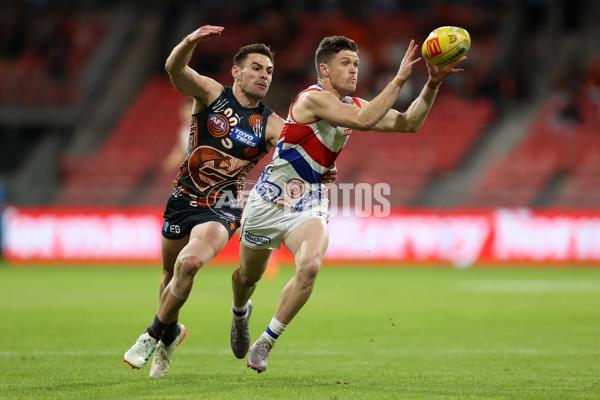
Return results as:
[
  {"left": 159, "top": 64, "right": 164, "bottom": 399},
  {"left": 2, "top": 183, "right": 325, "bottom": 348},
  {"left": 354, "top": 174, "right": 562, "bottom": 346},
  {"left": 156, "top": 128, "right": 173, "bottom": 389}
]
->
[
  {"left": 238, "top": 53, "right": 274, "bottom": 100},
  {"left": 328, "top": 50, "right": 359, "bottom": 95}
]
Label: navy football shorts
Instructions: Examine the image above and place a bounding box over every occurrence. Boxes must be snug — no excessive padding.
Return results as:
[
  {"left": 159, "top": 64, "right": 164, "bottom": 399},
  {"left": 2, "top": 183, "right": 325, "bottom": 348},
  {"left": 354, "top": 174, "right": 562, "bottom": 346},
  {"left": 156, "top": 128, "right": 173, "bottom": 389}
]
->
[{"left": 161, "top": 194, "right": 242, "bottom": 240}]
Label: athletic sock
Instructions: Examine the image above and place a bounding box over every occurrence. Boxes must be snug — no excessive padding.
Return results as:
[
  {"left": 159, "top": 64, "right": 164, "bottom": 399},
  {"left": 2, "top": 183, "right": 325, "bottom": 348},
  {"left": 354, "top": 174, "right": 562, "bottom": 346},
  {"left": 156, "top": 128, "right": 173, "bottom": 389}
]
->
[
  {"left": 232, "top": 301, "right": 249, "bottom": 320},
  {"left": 263, "top": 317, "right": 287, "bottom": 345},
  {"left": 160, "top": 320, "right": 180, "bottom": 347},
  {"left": 146, "top": 315, "right": 168, "bottom": 340}
]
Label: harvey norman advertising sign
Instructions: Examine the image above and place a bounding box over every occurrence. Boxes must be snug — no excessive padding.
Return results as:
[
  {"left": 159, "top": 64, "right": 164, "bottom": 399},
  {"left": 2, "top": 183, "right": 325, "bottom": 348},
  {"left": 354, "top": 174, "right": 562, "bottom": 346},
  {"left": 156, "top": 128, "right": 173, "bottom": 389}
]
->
[{"left": 2, "top": 207, "right": 600, "bottom": 265}]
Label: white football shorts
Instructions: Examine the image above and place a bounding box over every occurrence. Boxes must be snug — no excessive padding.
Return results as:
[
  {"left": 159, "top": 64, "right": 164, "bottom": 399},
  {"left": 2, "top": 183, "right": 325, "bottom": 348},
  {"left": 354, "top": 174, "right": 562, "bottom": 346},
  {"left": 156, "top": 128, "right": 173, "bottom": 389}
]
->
[{"left": 240, "top": 189, "right": 329, "bottom": 250}]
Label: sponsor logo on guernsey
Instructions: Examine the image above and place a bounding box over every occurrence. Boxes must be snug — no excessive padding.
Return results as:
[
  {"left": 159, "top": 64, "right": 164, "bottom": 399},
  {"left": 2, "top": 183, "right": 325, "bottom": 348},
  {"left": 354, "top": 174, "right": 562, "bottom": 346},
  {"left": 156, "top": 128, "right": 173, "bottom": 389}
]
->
[
  {"left": 244, "top": 231, "right": 271, "bottom": 246},
  {"left": 255, "top": 165, "right": 282, "bottom": 202},
  {"left": 230, "top": 126, "right": 260, "bottom": 148},
  {"left": 294, "top": 189, "right": 325, "bottom": 211},
  {"left": 208, "top": 114, "right": 230, "bottom": 137},
  {"left": 256, "top": 181, "right": 282, "bottom": 202}
]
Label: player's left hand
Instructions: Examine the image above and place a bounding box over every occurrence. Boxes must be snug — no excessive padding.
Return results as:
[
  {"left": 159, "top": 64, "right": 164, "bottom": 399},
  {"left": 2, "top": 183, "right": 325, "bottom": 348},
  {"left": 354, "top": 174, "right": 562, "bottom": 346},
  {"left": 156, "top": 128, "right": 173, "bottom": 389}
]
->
[
  {"left": 186, "top": 25, "right": 225, "bottom": 44},
  {"left": 396, "top": 40, "right": 422, "bottom": 83},
  {"left": 320, "top": 163, "right": 338, "bottom": 185}
]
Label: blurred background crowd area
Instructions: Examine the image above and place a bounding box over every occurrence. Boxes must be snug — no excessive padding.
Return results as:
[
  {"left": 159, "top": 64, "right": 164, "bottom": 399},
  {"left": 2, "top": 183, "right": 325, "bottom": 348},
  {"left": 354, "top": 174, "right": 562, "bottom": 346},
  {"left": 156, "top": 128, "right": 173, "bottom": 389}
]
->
[{"left": 0, "top": 0, "right": 599, "bottom": 209}]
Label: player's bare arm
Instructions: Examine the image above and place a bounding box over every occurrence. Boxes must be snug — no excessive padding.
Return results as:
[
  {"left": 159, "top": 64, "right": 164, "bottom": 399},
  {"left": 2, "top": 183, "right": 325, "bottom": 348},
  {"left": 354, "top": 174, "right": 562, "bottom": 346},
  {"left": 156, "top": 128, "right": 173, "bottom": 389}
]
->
[
  {"left": 292, "top": 40, "right": 421, "bottom": 130},
  {"left": 264, "top": 113, "right": 285, "bottom": 152},
  {"left": 369, "top": 56, "right": 467, "bottom": 132},
  {"left": 165, "top": 25, "right": 225, "bottom": 110}
]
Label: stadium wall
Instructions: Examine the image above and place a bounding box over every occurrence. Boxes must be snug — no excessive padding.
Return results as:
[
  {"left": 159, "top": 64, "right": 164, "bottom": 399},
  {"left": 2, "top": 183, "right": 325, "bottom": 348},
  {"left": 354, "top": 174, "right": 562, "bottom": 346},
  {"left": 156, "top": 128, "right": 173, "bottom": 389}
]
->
[{"left": 2, "top": 206, "right": 600, "bottom": 267}]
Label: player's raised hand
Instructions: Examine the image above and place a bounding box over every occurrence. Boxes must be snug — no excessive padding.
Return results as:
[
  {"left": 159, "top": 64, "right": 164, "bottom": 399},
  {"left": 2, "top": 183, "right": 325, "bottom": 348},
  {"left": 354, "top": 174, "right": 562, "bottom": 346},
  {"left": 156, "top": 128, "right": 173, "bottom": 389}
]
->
[
  {"left": 186, "top": 25, "right": 225, "bottom": 44},
  {"left": 396, "top": 40, "right": 422, "bottom": 83},
  {"left": 426, "top": 56, "right": 466, "bottom": 86}
]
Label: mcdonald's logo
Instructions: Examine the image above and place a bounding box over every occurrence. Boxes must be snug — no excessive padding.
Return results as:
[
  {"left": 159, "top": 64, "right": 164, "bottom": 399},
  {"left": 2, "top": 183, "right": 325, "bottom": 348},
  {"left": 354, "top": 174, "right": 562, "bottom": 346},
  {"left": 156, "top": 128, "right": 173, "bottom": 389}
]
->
[{"left": 426, "top": 37, "right": 443, "bottom": 57}]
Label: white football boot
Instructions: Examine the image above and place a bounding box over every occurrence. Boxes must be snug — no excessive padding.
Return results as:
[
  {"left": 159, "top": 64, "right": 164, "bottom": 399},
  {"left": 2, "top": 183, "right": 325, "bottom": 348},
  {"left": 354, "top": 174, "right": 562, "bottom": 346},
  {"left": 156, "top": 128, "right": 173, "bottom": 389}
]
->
[
  {"left": 124, "top": 332, "right": 158, "bottom": 369},
  {"left": 149, "top": 324, "right": 187, "bottom": 379}
]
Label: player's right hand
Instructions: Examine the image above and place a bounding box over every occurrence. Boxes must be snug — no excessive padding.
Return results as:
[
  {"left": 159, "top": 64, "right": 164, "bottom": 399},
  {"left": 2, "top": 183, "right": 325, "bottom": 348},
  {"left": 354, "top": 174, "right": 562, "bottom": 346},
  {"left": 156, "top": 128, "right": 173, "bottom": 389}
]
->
[
  {"left": 396, "top": 40, "right": 421, "bottom": 83},
  {"left": 186, "top": 25, "right": 225, "bottom": 44}
]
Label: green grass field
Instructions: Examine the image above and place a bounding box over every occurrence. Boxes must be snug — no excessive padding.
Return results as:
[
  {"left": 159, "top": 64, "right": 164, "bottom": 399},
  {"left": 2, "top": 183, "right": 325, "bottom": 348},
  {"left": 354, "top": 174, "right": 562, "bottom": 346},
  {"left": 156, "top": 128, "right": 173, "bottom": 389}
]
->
[{"left": 1, "top": 263, "right": 599, "bottom": 399}]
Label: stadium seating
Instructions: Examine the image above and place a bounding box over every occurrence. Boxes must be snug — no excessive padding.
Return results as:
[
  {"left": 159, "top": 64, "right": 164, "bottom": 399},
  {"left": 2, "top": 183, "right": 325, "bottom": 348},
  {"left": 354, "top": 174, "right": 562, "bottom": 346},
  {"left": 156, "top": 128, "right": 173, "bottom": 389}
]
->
[
  {"left": 336, "top": 93, "right": 495, "bottom": 206},
  {"left": 55, "top": 77, "right": 184, "bottom": 206},
  {"left": 49, "top": 8, "right": 501, "bottom": 208},
  {"left": 463, "top": 152, "right": 557, "bottom": 207},
  {"left": 464, "top": 91, "right": 600, "bottom": 208},
  {"left": 0, "top": 15, "right": 106, "bottom": 106},
  {"left": 553, "top": 150, "right": 600, "bottom": 208}
]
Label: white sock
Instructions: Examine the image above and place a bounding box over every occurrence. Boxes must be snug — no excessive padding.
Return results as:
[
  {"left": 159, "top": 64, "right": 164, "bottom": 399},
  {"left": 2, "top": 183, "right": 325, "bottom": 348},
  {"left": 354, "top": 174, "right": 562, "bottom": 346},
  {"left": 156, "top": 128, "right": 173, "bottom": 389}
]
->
[
  {"left": 232, "top": 300, "right": 249, "bottom": 320},
  {"left": 264, "top": 317, "right": 287, "bottom": 345}
]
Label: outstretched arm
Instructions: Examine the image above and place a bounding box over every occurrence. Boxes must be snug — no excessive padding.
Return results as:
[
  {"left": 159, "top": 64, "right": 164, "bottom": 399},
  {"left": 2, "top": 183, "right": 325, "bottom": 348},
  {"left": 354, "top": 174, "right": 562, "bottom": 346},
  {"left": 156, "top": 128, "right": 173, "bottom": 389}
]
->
[
  {"left": 292, "top": 40, "right": 421, "bottom": 130},
  {"left": 165, "top": 25, "right": 225, "bottom": 107},
  {"left": 370, "top": 57, "right": 466, "bottom": 133}
]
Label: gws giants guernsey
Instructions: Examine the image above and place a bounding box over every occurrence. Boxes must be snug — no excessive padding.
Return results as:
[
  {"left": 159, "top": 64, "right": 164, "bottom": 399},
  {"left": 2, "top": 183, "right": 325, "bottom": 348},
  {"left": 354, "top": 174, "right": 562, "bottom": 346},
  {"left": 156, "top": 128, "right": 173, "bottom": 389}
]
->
[
  {"left": 255, "top": 83, "right": 360, "bottom": 210},
  {"left": 172, "top": 86, "right": 273, "bottom": 208}
]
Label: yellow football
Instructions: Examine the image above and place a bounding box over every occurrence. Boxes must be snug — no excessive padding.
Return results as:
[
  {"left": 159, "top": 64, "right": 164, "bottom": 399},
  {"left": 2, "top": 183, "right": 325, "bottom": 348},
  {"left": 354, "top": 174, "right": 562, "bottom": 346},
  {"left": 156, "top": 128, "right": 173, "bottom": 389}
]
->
[{"left": 422, "top": 26, "right": 470, "bottom": 66}]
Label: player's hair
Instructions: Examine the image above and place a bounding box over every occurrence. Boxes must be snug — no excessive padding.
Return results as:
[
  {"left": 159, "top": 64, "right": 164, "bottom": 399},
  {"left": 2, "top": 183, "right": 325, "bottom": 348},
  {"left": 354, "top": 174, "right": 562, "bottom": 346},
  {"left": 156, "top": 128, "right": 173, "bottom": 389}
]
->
[
  {"left": 315, "top": 36, "right": 358, "bottom": 78},
  {"left": 233, "top": 43, "right": 275, "bottom": 67}
]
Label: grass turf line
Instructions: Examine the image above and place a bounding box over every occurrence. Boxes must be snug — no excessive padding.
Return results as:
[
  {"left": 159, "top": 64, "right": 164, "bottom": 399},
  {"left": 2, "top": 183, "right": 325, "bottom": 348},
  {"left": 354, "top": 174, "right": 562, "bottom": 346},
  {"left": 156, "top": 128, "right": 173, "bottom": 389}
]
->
[{"left": 0, "top": 264, "right": 599, "bottom": 399}]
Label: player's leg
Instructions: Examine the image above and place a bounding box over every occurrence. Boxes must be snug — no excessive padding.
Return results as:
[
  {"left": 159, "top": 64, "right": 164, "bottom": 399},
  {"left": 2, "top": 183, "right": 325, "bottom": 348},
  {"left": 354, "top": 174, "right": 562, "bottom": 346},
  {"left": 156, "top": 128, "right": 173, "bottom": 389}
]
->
[
  {"left": 125, "top": 221, "right": 229, "bottom": 371},
  {"left": 230, "top": 244, "right": 272, "bottom": 359},
  {"left": 248, "top": 218, "right": 328, "bottom": 372},
  {"left": 159, "top": 236, "right": 189, "bottom": 300},
  {"left": 155, "top": 235, "right": 189, "bottom": 342},
  {"left": 275, "top": 218, "right": 328, "bottom": 323},
  {"left": 149, "top": 221, "right": 230, "bottom": 378},
  {"left": 233, "top": 244, "right": 272, "bottom": 311},
  {"left": 145, "top": 236, "right": 188, "bottom": 379},
  {"left": 157, "top": 221, "right": 230, "bottom": 322}
]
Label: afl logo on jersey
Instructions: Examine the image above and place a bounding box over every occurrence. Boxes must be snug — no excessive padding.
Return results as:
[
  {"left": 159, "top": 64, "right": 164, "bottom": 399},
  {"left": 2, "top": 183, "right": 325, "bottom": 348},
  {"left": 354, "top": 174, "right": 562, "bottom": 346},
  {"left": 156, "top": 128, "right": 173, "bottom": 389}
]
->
[
  {"left": 208, "top": 114, "right": 230, "bottom": 137},
  {"left": 249, "top": 114, "right": 263, "bottom": 129}
]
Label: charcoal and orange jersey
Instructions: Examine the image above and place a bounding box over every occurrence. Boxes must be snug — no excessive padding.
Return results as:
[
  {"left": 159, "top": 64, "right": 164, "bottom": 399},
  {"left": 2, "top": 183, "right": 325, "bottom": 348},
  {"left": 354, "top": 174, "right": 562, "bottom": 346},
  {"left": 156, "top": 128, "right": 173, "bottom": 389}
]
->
[{"left": 172, "top": 86, "right": 273, "bottom": 208}]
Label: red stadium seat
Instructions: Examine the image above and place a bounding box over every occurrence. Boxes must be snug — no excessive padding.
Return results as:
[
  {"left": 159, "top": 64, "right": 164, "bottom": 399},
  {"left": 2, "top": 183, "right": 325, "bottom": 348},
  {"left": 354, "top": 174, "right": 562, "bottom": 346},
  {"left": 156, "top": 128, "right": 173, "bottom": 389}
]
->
[{"left": 55, "top": 76, "right": 185, "bottom": 206}]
